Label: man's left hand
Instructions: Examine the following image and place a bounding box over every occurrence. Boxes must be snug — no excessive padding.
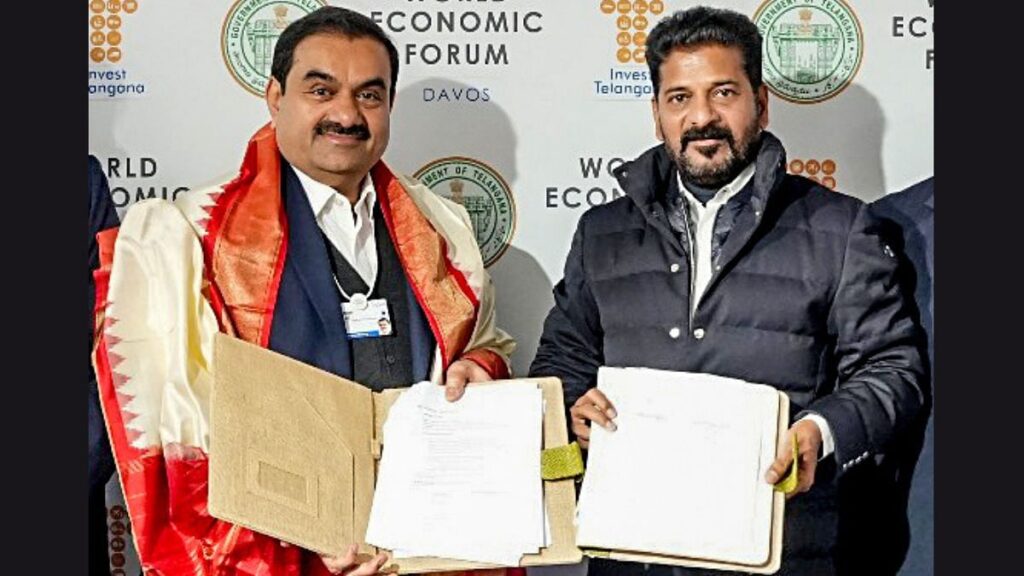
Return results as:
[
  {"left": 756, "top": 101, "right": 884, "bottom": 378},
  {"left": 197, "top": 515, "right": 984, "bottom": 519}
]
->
[
  {"left": 443, "top": 358, "right": 491, "bottom": 402},
  {"left": 764, "top": 418, "right": 823, "bottom": 498}
]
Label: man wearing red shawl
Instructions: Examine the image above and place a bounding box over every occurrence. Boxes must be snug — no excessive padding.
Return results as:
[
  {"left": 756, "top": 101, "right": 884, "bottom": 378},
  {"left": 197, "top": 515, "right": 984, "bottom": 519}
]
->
[{"left": 92, "top": 6, "right": 517, "bottom": 575}]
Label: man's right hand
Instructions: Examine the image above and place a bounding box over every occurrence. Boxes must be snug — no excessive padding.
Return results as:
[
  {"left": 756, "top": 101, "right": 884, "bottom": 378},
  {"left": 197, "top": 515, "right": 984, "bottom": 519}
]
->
[
  {"left": 570, "top": 388, "right": 618, "bottom": 449},
  {"left": 319, "top": 544, "right": 390, "bottom": 575}
]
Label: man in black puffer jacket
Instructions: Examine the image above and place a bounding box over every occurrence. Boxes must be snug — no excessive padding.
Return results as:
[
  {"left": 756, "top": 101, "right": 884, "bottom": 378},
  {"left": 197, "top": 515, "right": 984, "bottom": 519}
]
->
[{"left": 529, "top": 6, "right": 926, "bottom": 576}]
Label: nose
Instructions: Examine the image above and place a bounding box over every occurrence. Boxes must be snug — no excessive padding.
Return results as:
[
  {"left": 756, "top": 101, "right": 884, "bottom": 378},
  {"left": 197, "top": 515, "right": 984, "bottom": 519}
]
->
[
  {"left": 687, "top": 94, "right": 720, "bottom": 129},
  {"left": 326, "top": 92, "right": 363, "bottom": 127}
]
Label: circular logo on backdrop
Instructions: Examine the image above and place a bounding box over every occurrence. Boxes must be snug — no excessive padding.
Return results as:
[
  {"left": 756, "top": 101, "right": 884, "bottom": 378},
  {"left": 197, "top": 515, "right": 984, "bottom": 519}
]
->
[
  {"left": 413, "top": 158, "right": 516, "bottom": 268},
  {"left": 221, "top": 0, "right": 326, "bottom": 96},
  {"left": 754, "top": 0, "right": 863, "bottom": 104}
]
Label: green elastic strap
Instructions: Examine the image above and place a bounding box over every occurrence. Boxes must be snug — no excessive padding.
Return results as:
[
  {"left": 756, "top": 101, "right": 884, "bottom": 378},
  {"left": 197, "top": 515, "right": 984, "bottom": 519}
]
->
[{"left": 541, "top": 441, "right": 585, "bottom": 481}]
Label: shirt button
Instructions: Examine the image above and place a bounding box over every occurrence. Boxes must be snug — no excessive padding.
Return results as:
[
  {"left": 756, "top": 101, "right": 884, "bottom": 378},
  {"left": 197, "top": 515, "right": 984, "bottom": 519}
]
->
[
  {"left": 669, "top": 327, "right": 681, "bottom": 339},
  {"left": 693, "top": 328, "right": 706, "bottom": 340},
  {"left": 386, "top": 354, "right": 396, "bottom": 365},
  {"left": 670, "top": 263, "right": 681, "bottom": 273}
]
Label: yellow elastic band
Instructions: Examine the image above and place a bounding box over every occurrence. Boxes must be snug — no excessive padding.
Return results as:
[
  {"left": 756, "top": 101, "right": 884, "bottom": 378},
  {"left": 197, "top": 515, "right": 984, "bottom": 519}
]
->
[{"left": 541, "top": 441, "right": 585, "bottom": 481}]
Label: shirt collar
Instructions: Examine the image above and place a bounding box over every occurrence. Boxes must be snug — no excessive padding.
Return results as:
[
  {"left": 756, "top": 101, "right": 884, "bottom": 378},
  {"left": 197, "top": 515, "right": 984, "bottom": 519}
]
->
[
  {"left": 678, "top": 162, "right": 757, "bottom": 209},
  {"left": 292, "top": 167, "right": 377, "bottom": 218}
]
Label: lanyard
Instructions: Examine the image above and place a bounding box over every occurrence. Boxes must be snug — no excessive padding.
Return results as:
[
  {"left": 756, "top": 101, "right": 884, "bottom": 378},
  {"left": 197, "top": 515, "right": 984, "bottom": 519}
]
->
[{"left": 333, "top": 272, "right": 376, "bottom": 311}]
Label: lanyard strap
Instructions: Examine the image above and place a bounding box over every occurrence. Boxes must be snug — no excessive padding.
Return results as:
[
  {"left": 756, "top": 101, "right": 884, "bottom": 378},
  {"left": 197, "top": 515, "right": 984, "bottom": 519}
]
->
[{"left": 333, "top": 270, "right": 377, "bottom": 310}]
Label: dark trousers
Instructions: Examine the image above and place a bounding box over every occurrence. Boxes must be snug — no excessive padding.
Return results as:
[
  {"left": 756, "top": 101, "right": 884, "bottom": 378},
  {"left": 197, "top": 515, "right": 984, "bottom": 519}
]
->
[{"left": 89, "top": 383, "right": 115, "bottom": 575}]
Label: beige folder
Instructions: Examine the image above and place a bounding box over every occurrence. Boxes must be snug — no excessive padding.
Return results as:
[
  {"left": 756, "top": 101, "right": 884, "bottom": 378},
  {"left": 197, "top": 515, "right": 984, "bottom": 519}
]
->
[
  {"left": 580, "top": 389, "right": 790, "bottom": 575},
  {"left": 208, "top": 333, "right": 582, "bottom": 573}
]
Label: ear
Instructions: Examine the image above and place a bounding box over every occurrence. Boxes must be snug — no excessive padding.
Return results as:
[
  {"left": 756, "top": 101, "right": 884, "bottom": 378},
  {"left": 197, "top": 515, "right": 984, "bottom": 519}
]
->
[
  {"left": 756, "top": 84, "right": 769, "bottom": 130},
  {"left": 266, "top": 77, "right": 283, "bottom": 125},
  {"left": 651, "top": 97, "right": 664, "bottom": 142}
]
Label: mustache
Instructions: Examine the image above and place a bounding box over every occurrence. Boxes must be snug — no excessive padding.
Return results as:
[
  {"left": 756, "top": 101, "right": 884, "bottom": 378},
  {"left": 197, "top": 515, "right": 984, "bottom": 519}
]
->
[
  {"left": 680, "top": 125, "right": 735, "bottom": 148},
  {"left": 315, "top": 120, "right": 371, "bottom": 140}
]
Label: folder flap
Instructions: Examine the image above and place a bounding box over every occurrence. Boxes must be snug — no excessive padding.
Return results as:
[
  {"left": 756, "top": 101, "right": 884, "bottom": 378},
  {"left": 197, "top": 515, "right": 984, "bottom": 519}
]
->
[{"left": 208, "top": 334, "right": 376, "bottom": 556}]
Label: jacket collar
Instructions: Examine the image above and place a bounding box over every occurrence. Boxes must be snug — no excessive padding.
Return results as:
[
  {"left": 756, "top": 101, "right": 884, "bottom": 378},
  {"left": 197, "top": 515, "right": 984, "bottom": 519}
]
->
[{"left": 615, "top": 130, "right": 790, "bottom": 220}]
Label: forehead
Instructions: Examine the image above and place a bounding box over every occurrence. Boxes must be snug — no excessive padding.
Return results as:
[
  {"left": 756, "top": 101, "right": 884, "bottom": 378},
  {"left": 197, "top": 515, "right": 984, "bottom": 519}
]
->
[
  {"left": 659, "top": 43, "right": 749, "bottom": 86},
  {"left": 289, "top": 33, "right": 392, "bottom": 84}
]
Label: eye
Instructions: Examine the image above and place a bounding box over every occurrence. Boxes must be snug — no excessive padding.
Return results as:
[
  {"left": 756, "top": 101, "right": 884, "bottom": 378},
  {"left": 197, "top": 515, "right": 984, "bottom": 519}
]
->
[
  {"left": 714, "top": 87, "right": 738, "bottom": 98},
  {"left": 308, "top": 86, "right": 332, "bottom": 99},
  {"left": 358, "top": 90, "right": 384, "bottom": 102},
  {"left": 668, "top": 93, "right": 689, "bottom": 104}
]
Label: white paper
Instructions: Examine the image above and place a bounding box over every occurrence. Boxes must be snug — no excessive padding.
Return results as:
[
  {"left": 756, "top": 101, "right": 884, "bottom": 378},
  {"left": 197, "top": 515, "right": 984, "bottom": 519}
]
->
[
  {"left": 576, "top": 367, "right": 779, "bottom": 565},
  {"left": 366, "top": 380, "right": 546, "bottom": 565}
]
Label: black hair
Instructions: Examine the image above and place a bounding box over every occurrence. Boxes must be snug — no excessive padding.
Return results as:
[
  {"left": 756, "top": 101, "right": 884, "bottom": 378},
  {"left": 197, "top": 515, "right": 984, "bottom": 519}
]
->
[
  {"left": 271, "top": 6, "right": 400, "bottom": 103},
  {"left": 645, "top": 6, "right": 763, "bottom": 96}
]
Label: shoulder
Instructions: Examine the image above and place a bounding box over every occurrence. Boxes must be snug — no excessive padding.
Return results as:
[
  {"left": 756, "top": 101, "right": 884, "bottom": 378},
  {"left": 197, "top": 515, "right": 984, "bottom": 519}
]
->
[
  {"left": 575, "top": 195, "right": 643, "bottom": 239},
  {"left": 871, "top": 177, "right": 933, "bottom": 223},
  {"left": 773, "top": 174, "right": 866, "bottom": 235}
]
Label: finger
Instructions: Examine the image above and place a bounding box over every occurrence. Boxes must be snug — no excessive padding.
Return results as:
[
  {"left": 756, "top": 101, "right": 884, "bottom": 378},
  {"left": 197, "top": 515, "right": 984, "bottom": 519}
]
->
[
  {"left": 322, "top": 559, "right": 344, "bottom": 576},
  {"left": 444, "top": 367, "right": 468, "bottom": 402},
  {"left": 575, "top": 404, "right": 616, "bottom": 431},
  {"left": 376, "top": 553, "right": 400, "bottom": 576},
  {"left": 764, "top": 438, "right": 793, "bottom": 484},
  {"left": 571, "top": 418, "right": 591, "bottom": 443},
  {"left": 347, "top": 552, "right": 390, "bottom": 576},
  {"left": 323, "top": 544, "right": 359, "bottom": 573},
  {"left": 797, "top": 457, "right": 817, "bottom": 494},
  {"left": 765, "top": 457, "right": 789, "bottom": 485},
  {"left": 581, "top": 389, "right": 617, "bottom": 418}
]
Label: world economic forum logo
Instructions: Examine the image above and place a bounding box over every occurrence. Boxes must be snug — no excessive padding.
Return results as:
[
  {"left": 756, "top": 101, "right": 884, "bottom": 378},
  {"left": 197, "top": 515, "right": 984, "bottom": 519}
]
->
[
  {"left": 414, "top": 157, "right": 516, "bottom": 268},
  {"left": 754, "top": 0, "right": 863, "bottom": 104},
  {"left": 221, "top": 0, "right": 326, "bottom": 96}
]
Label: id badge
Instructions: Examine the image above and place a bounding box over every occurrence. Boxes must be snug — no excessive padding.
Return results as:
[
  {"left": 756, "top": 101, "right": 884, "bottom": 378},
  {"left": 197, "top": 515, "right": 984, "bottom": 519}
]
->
[{"left": 341, "top": 297, "right": 392, "bottom": 339}]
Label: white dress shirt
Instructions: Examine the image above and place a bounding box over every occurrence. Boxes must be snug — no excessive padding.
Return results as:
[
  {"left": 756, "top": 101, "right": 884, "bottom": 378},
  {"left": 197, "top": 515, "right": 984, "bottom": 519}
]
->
[{"left": 293, "top": 167, "right": 379, "bottom": 290}]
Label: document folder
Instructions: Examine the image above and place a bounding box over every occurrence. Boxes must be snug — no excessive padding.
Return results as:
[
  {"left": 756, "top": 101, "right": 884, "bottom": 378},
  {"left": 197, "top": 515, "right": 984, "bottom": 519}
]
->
[
  {"left": 576, "top": 367, "right": 791, "bottom": 575},
  {"left": 208, "top": 333, "right": 582, "bottom": 573}
]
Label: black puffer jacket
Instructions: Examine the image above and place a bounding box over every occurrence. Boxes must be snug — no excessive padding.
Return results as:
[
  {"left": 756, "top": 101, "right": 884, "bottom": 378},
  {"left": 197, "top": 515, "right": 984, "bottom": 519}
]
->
[{"left": 530, "top": 133, "right": 926, "bottom": 575}]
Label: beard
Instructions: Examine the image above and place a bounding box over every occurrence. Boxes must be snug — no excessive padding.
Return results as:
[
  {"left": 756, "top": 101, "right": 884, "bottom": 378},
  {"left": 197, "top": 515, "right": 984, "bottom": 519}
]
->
[{"left": 668, "top": 115, "right": 763, "bottom": 189}]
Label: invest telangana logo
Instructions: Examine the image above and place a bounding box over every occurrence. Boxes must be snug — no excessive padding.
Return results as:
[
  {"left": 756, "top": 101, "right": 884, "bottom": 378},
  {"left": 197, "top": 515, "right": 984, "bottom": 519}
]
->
[
  {"left": 594, "top": 0, "right": 672, "bottom": 100},
  {"left": 88, "top": 0, "right": 146, "bottom": 99}
]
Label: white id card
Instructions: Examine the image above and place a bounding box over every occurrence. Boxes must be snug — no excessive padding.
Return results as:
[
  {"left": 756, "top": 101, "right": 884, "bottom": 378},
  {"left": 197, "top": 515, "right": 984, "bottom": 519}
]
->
[{"left": 341, "top": 297, "right": 393, "bottom": 339}]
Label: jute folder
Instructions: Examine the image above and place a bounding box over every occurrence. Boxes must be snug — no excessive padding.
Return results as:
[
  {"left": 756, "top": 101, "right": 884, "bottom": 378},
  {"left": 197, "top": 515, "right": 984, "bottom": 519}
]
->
[{"left": 208, "top": 333, "right": 582, "bottom": 573}]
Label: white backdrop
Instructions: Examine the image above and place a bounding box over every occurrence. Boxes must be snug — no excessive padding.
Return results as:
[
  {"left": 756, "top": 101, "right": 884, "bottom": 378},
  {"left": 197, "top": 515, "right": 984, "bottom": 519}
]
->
[{"left": 88, "top": 1, "right": 933, "bottom": 574}]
